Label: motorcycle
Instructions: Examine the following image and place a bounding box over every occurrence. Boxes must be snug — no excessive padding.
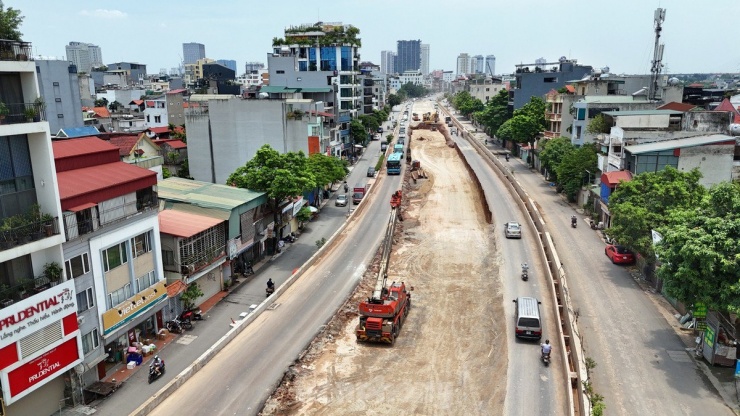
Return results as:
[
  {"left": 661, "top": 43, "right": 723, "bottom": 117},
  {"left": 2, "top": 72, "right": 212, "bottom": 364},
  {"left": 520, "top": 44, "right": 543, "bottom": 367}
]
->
[
  {"left": 180, "top": 308, "right": 203, "bottom": 322},
  {"left": 571, "top": 216, "right": 577, "bottom": 228},
  {"left": 505, "top": 154, "right": 510, "bottom": 162},
  {"left": 521, "top": 263, "right": 529, "bottom": 281},
  {"left": 243, "top": 261, "right": 254, "bottom": 276},
  {"left": 148, "top": 359, "right": 165, "bottom": 384},
  {"left": 541, "top": 349, "right": 551, "bottom": 366},
  {"left": 165, "top": 319, "right": 183, "bottom": 334},
  {"left": 266, "top": 285, "right": 275, "bottom": 297}
]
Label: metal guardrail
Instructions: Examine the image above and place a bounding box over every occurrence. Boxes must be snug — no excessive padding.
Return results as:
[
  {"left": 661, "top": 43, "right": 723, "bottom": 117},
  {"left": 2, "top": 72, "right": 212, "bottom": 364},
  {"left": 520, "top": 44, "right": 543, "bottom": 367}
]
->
[{"left": 0, "top": 39, "right": 32, "bottom": 61}]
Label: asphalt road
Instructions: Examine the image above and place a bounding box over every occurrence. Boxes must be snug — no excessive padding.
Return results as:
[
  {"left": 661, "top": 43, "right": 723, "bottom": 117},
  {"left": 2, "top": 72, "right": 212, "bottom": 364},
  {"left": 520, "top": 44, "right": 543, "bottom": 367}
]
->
[
  {"left": 451, "top": 126, "right": 566, "bottom": 415},
  {"left": 142, "top": 118, "right": 404, "bottom": 415}
]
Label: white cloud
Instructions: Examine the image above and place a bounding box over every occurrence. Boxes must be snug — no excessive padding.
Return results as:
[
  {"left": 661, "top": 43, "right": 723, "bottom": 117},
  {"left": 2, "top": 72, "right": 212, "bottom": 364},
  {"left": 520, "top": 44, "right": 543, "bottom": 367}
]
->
[{"left": 79, "top": 9, "right": 128, "bottom": 19}]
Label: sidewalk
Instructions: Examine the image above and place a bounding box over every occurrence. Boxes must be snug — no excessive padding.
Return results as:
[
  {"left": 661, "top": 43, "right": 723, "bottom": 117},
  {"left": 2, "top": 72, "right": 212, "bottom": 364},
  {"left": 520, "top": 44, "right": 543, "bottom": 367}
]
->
[{"left": 458, "top": 116, "right": 740, "bottom": 413}]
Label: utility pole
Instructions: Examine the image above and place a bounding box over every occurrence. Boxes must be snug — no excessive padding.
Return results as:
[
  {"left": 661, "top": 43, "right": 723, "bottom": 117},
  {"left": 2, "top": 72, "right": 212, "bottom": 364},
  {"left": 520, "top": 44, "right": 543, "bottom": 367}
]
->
[{"left": 649, "top": 8, "right": 666, "bottom": 101}]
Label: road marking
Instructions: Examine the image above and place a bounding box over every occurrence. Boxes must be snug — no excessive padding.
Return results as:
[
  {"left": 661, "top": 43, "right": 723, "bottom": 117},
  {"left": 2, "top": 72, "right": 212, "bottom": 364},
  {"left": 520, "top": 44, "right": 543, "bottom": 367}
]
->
[
  {"left": 666, "top": 350, "right": 692, "bottom": 362},
  {"left": 176, "top": 334, "right": 198, "bottom": 345}
]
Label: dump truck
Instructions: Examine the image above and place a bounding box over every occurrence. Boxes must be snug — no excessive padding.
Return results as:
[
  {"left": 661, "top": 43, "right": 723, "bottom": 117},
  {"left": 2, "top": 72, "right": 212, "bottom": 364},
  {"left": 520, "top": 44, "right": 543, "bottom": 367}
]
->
[
  {"left": 356, "top": 191, "right": 411, "bottom": 345},
  {"left": 352, "top": 183, "right": 368, "bottom": 205}
]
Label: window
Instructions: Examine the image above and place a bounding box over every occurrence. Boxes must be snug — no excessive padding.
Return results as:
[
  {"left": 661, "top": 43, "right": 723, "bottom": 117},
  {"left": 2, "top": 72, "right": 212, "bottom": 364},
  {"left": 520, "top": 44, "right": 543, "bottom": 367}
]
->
[
  {"left": 154, "top": 115, "right": 161, "bottom": 123},
  {"left": 131, "top": 232, "right": 151, "bottom": 257},
  {"left": 107, "top": 283, "right": 131, "bottom": 308},
  {"left": 103, "top": 242, "right": 128, "bottom": 272},
  {"left": 137, "top": 271, "right": 156, "bottom": 292},
  {"left": 54, "top": 98, "right": 62, "bottom": 102},
  {"left": 544, "top": 77, "right": 557, "bottom": 83},
  {"left": 57, "top": 114, "right": 64, "bottom": 118},
  {"left": 52, "top": 82, "right": 59, "bottom": 86},
  {"left": 162, "top": 249, "right": 175, "bottom": 266},
  {"left": 276, "top": 70, "right": 285, "bottom": 74},
  {"left": 76, "top": 287, "right": 94, "bottom": 312},
  {"left": 65, "top": 253, "right": 90, "bottom": 278},
  {"left": 82, "top": 329, "right": 99, "bottom": 355},
  {"left": 577, "top": 108, "right": 586, "bottom": 121},
  {"left": 146, "top": 115, "right": 150, "bottom": 122}
]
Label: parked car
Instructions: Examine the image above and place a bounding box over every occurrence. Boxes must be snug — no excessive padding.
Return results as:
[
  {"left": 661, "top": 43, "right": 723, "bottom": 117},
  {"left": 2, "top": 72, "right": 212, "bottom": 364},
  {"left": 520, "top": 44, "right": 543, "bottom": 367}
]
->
[
  {"left": 381, "top": 143, "right": 388, "bottom": 152},
  {"left": 605, "top": 245, "right": 635, "bottom": 264},
  {"left": 367, "top": 167, "right": 376, "bottom": 177},
  {"left": 504, "top": 222, "right": 522, "bottom": 239},
  {"left": 335, "top": 194, "right": 348, "bottom": 207}
]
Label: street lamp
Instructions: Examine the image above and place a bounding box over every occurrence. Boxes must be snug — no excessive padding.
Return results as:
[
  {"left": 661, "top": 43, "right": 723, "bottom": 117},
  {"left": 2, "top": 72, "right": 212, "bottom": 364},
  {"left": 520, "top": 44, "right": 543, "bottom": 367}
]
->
[{"left": 584, "top": 169, "right": 594, "bottom": 187}]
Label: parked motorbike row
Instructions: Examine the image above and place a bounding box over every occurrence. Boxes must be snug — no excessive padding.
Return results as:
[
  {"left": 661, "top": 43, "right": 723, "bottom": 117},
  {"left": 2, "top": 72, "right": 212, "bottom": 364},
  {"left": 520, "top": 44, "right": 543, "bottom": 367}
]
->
[{"left": 165, "top": 308, "right": 203, "bottom": 334}]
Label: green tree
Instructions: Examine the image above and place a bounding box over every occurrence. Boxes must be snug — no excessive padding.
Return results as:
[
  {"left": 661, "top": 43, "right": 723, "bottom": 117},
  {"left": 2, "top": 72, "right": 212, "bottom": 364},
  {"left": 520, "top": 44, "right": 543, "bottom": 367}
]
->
[
  {"left": 475, "top": 89, "right": 510, "bottom": 136},
  {"left": 227, "top": 145, "right": 314, "bottom": 251},
  {"left": 587, "top": 113, "right": 611, "bottom": 135},
  {"left": 539, "top": 137, "right": 573, "bottom": 182},
  {"left": 358, "top": 114, "right": 380, "bottom": 135},
  {"left": 496, "top": 97, "right": 546, "bottom": 144},
  {"left": 180, "top": 282, "right": 204, "bottom": 310},
  {"left": 349, "top": 119, "right": 367, "bottom": 145},
  {"left": 306, "top": 153, "right": 347, "bottom": 189},
  {"left": 656, "top": 182, "right": 740, "bottom": 312},
  {"left": 387, "top": 94, "right": 402, "bottom": 107},
  {"left": 554, "top": 144, "right": 597, "bottom": 201},
  {"left": 398, "top": 82, "right": 427, "bottom": 98},
  {"left": 0, "top": 1, "right": 24, "bottom": 41},
  {"left": 94, "top": 97, "right": 109, "bottom": 108},
  {"left": 176, "top": 158, "right": 192, "bottom": 179},
  {"left": 608, "top": 167, "right": 705, "bottom": 259},
  {"left": 452, "top": 91, "right": 484, "bottom": 117},
  {"left": 108, "top": 100, "right": 122, "bottom": 112}
]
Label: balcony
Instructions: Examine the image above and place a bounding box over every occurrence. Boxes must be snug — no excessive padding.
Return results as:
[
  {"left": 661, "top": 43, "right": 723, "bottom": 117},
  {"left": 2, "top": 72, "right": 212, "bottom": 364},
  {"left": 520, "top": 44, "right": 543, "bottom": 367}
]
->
[
  {"left": 0, "top": 214, "right": 60, "bottom": 252},
  {"left": 0, "top": 102, "right": 46, "bottom": 125},
  {"left": 64, "top": 194, "right": 158, "bottom": 241},
  {"left": 0, "top": 39, "right": 32, "bottom": 61},
  {"left": 179, "top": 243, "right": 226, "bottom": 277},
  {"left": 0, "top": 272, "right": 62, "bottom": 310}
]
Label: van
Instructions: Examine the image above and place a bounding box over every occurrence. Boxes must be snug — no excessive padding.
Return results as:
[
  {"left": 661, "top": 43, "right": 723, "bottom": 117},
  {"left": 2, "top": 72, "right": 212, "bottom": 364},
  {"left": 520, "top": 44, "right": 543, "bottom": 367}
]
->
[{"left": 512, "top": 297, "right": 542, "bottom": 340}]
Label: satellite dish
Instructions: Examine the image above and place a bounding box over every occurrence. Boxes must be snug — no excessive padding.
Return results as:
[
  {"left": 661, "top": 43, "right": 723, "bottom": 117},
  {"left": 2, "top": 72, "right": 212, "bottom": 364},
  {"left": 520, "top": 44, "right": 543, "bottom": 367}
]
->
[{"left": 559, "top": 56, "right": 567, "bottom": 63}]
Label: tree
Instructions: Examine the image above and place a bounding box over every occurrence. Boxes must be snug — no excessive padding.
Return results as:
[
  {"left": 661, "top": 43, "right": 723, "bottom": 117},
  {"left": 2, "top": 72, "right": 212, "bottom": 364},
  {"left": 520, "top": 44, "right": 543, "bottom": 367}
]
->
[
  {"left": 587, "top": 113, "right": 611, "bottom": 135},
  {"left": 358, "top": 114, "right": 380, "bottom": 136},
  {"left": 94, "top": 97, "right": 108, "bottom": 108},
  {"left": 475, "top": 89, "right": 510, "bottom": 136},
  {"left": 177, "top": 158, "right": 192, "bottom": 179},
  {"left": 496, "top": 97, "right": 546, "bottom": 144},
  {"left": 656, "top": 182, "right": 740, "bottom": 312},
  {"left": 608, "top": 167, "right": 705, "bottom": 259},
  {"left": 0, "top": 1, "right": 24, "bottom": 41},
  {"left": 108, "top": 100, "right": 122, "bottom": 112},
  {"left": 180, "top": 282, "right": 204, "bottom": 311},
  {"left": 398, "top": 82, "right": 427, "bottom": 98},
  {"left": 306, "top": 153, "right": 347, "bottom": 188},
  {"left": 539, "top": 137, "right": 573, "bottom": 182},
  {"left": 349, "top": 119, "right": 366, "bottom": 145},
  {"left": 227, "top": 145, "right": 314, "bottom": 252},
  {"left": 554, "top": 144, "right": 597, "bottom": 201},
  {"left": 387, "top": 94, "right": 402, "bottom": 107}
]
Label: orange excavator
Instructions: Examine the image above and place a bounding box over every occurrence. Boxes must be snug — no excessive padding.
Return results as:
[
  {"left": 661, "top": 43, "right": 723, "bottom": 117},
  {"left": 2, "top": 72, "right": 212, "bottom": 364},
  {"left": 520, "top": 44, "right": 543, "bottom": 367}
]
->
[{"left": 356, "top": 190, "right": 411, "bottom": 345}]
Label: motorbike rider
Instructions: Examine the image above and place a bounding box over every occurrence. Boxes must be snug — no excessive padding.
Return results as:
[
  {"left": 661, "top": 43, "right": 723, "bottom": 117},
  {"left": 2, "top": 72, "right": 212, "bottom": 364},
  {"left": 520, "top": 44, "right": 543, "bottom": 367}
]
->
[
  {"left": 343, "top": 181, "right": 349, "bottom": 192},
  {"left": 571, "top": 215, "right": 577, "bottom": 225},
  {"left": 152, "top": 355, "right": 163, "bottom": 376},
  {"left": 267, "top": 278, "right": 275, "bottom": 290},
  {"left": 541, "top": 340, "right": 552, "bottom": 357}
]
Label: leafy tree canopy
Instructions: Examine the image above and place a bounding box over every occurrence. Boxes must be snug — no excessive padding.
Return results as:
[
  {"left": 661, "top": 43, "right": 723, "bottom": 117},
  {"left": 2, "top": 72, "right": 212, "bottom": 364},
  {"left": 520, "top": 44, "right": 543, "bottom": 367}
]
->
[
  {"left": 586, "top": 113, "right": 611, "bottom": 135},
  {"left": 387, "top": 93, "right": 402, "bottom": 107},
  {"left": 227, "top": 144, "right": 314, "bottom": 202},
  {"left": 349, "top": 119, "right": 367, "bottom": 144},
  {"left": 656, "top": 182, "right": 740, "bottom": 312},
  {"left": 496, "top": 97, "right": 546, "bottom": 144},
  {"left": 0, "top": 1, "right": 23, "bottom": 41},
  {"left": 94, "top": 97, "right": 109, "bottom": 108},
  {"left": 539, "top": 137, "right": 573, "bottom": 182},
  {"left": 553, "top": 143, "right": 597, "bottom": 201},
  {"left": 608, "top": 167, "right": 705, "bottom": 259},
  {"left": 306, "top": 153, "right": 347, "bottom": 188},
  {"left": 475, "top": 89, "right": 510, "bottom": 135},
  {"left": 358, "top": 114, "right": 380, "bottom": 134},
  {"left": 398, "top": 82, "right": 427, "bottom": 98},
  {"left": 452, "top": 91, "right": 484, "bottom": 117}
]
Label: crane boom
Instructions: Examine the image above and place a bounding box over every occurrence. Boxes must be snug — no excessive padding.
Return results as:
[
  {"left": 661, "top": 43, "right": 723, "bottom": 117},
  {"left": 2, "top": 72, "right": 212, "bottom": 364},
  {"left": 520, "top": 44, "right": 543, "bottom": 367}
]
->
[{"left": 371, "top": 203, "right": 398, "bottom": 301}]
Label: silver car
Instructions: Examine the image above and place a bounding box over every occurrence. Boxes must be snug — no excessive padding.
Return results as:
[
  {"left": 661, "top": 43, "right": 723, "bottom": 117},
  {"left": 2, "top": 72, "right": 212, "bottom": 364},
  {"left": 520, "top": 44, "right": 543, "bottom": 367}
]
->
[
  {"left": 335, "top": 194, "right": 348, "bottom": 207},
  {"left": 504, "top": 222, "right": 522, "bottom": 239}
]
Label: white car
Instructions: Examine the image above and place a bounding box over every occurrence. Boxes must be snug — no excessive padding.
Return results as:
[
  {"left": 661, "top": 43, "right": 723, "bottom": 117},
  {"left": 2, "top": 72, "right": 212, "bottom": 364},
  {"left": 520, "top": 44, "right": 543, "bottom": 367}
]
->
[
  {"left": 335, "top": 194, "right": 348, "bottom": 207},
  {"left": 504, "top": 222, "right": 522, "bottom": 239}
]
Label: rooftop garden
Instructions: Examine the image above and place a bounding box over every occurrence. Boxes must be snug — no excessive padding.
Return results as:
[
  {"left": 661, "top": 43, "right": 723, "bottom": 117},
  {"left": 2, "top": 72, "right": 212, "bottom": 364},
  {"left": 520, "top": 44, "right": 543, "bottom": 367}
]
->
[{"left": 273, "top": 24, "right": 361, "bottom": 47}]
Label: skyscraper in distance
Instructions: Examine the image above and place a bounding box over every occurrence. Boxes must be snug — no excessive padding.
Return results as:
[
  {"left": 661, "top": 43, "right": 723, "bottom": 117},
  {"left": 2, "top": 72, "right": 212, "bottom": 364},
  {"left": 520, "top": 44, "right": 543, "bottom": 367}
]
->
[
  {"left": 216, "top": 59, "right": 237, "bottom": 72},
  {"left": 472, "top": 55, "right": 484, "bottom": 74},
  {"left": 380, "top": 50, "right": 396, "bottom": 74},
  {"left": 65, "top": 41, "right": 103, "bottom": 73},
  {"left": 485, "top": 55, "right": 496, "bottom": 76},
  {"left": 396, "top": 40, "right": 421, "bottom": 74},
  {"left": 183, "top": 42, "right": 206, "bottom": 65},
  {"left": 421, "top": 44, "right": 430, "bottom": 76},
  {"left": 456, "top": 53, "right": 470, "bottom": 76}
]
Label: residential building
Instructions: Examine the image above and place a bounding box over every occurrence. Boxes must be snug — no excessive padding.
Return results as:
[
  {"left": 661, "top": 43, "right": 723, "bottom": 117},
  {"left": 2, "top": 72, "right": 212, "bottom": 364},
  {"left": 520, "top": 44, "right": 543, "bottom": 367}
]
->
[
  {"left": 244, "top": 61, "right": 264, "bottom": 74},
  {"left": 157, "top": 178, "right": 269, "bottom": 293},
  {"left": 266, "top": 22, "right": 362, "bottom": 150},
  {"left": 485, "top": 55, "right": 496, "bottom": 76},
  {"left": 105, "top": 62, "right": 147, "bottom": 86},
  {"left": 95, "top": 87, "right": 146, "bottom": 110},
  {"left": 185, "top": 98, "right": 329, "bottom": 183},
  {"left": 83, "top": 106, "right": 112, "bottom": 133},
  {"left": 512, "top": 58, "right": 592, "bottom": 109},
  {"left": 56, "top": 126, "right": 100, "bottom": 139},
  {"left": 0, "top": 40, "right": 84, "bottom": 416},
  {"left": 380, "top": 50, "right": 395, "bottom": 75},
  {"left": 467, "top": 78, "right": 506, "bottom": 103},
  {"left": 52, "top": 137, "right": 162, "bottom": 399},
  {"left": 65, "top": 41, "right": 103, "bottom": 73},
  {"left": 442, "top": 71, "right": 454, "bottom": 83},
  {"left": 236, "top": 69, "right": 268, "bottom": 87},
  {"left": 143, "top": 89, "right": 186, "bottom": 128},
  {"left": 35, "top": 58, "right": 84, "bottom": 134},
  {"left": 420, "top": 44, "right": 430, "bottom": 76},
  {"left": 216, "top": 59, "right": 237, "bottom": 72},
  {"left": 471, "top": 55, "right": 484, "bottom": 74},
  {"left": 182, "top": 42, "right": 206, "bottom": 65},
  {"left": 396, "top": 40, "right": 421, "bottom": 74},
  {"left": 201, "top": 63, "right": 239, "bottom": 95},
  {"left": 105, "top": 133, "right": 164, "bottom": 179},
  {"left": 184, "top": 58, "right": 215, "bottom": 88},
  {"left": 111, "top": 113, "right": 148, "bottom": 133},
  {"left": 398, "top": 70, "right": 423, "bottom": 86},
  {"left": 456, "top": 53, "right": 470, "bottom": 76},
  {"left": 156, "top": 138, "right": 187, "bottom": 175},
  {"left": 78, "top": 74, "right": 95, "bottom": 107}
]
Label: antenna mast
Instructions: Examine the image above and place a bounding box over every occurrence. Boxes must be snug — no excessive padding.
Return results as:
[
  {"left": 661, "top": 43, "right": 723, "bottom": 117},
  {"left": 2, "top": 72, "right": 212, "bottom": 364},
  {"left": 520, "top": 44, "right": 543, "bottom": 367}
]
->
[{"left": 649, "top": 8, "right": 666, "bottom": 101}]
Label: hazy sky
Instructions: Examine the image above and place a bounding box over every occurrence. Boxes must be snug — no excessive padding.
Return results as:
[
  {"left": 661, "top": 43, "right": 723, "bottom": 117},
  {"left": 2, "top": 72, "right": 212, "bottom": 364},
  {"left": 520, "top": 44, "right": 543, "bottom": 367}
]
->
[{"left": 11, "top": 0, "right": 740, "bottom": 76}]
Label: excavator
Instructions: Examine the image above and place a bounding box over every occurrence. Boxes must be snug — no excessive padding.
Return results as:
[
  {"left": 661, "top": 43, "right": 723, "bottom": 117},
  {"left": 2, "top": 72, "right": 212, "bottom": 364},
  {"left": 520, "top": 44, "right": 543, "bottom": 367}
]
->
[{"left": 355, "top": 190, "right": 411, "bottom": 345}]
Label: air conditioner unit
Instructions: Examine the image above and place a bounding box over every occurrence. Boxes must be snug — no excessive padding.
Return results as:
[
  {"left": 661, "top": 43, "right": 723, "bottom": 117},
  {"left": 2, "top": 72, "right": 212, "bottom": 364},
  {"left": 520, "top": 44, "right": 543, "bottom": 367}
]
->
[{"left": 77, "top": 316, "right": 85, "bottom": 325}]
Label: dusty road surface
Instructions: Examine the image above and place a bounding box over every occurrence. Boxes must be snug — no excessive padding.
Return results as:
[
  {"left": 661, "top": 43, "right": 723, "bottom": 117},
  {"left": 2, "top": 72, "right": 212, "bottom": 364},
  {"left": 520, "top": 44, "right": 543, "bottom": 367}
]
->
[{"left": 262, "top": 120, "right": 506, "bottom": 415}]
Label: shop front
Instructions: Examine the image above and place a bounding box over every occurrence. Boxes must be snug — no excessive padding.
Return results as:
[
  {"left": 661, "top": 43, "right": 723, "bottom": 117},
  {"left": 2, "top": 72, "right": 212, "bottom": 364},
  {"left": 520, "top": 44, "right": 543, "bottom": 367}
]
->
[{"left": 701, "top": 311, "right": 738, "bottom": 367}]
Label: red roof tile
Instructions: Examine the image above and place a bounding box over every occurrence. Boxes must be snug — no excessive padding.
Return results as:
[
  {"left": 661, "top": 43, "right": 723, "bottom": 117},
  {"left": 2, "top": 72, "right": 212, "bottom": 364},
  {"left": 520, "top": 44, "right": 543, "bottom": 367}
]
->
[
  {"left": 165, "top": 140, "right": 187, "bottom": 149},
  {"left": 688, "top": 83, "right": 704, "bottom": 88},
  {"left": 565, "top": 85, "right": 575, "bottom": 93},
  {"left": 309, "top": 110, "right": 334, "bottom": 118},
  {"left": 152, "top": 138, "right": 174, "bottom": 145},
  {"left": 167, "top": 280, "right": 187, "bottom": 297},
  {"left": 107, "top": 135, "right": 140, "bottom": 156},
  {"left": 714, "top": 98, "right": 740, "bottom": 116},
  {"left": 92, "top": 107, "right": 111, "bottom": 118},
  {"left": 57, "top": 162, "right": 157, "bottom": 211},
  {"left": 159, "top": 210, "right": 224, "bottom": 238},
  {"left": 657, "top": 102, "right": 696, "bottom": 112},
  {"left": 166, "top": 89, "right": 187, "bottom": 95},
  {"left": 182, "top": 102, "right": 199, "bottom": 108},
  {"left": 131, "top": 99, "right": 144, "bottom": 105},
  {"left": 148, "top": 127, "right": 169, "bottom": 134},
  {"left": 601, "top": 170, "right": 633, "bottom": 186}
]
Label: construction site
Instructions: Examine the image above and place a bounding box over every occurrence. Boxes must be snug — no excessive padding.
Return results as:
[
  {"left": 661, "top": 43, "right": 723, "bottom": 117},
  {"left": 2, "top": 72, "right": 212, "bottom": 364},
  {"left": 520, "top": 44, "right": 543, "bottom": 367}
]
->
[{"left": 261, "top": 104, "right": 507, "bottom": 415}]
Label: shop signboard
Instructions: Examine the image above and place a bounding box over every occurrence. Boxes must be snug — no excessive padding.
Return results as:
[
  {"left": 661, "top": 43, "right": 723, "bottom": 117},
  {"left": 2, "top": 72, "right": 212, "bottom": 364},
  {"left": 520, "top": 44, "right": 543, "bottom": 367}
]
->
[
  {"left": 102, "top": 281, "right": 167, "bottom": 336},
  {"left": 735, "top": 360, "right": 740, "bottom": 379},
  {"left": 292, "top": 197, "right": 305, "bottom": 216},
  {"left": 3, "top": 337, "right": 82, "bottom": 404},
  {"left": 704, "top": 324, "right": 716, "bottom": 350},
  {"left": 0, "top": 280, "right": 77, "bottom": 350},
  {"left": 694, "top": 303, "right": 707, "bottom": 319}
]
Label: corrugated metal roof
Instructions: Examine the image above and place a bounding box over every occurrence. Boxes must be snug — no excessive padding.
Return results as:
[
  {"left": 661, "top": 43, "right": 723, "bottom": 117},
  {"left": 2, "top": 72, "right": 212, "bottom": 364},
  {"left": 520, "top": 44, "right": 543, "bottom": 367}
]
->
[
  {"left": 260, "top": 86, "right": 298, "bottom": 93},
  {"left": 625, "top": 134, "right": 735, "bottom": 154},
  {"left": 158, "top": 177, "right": 266, "bottom": 211},
  {"left": 166, "top": 89, "right": 187, "bottom": 95},
  {"left": 657, "top": 102, "right": 697, "bottom": 112},
  {"left": 57, "top": 161, "right": 157, "bottom": 210},
  {"left": 165, "top": 140, "right": 187, "bottom": 149},
  {"left": 57, "top": 126, "right": 100, "bottom": 138},
  {"left": 603, "top": 110, "right": 683, "bottom": 116},
  {"left": 159, "top": 210, "right": 224, "bottom": 238},
  {"left": 163, "top": 203, "right": 231, "bottom": 220},
  {"left": 53, "top": 137, "right": 118, "bottom": 159},
  {"left": 601, "top": 170, "right": 632, "bottom": 185},
  {"left": 299, "top": 87, "right": 332, "bottom": 93},
  {"left": 581, "top": 96, "right": 650, "bottom": 104}
]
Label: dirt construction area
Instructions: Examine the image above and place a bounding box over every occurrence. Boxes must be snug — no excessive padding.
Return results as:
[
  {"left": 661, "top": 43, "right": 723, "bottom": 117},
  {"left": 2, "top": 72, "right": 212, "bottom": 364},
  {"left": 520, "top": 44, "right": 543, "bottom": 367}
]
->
[{"left": 262, "top": 122, "right": 506, "bottom": 415}]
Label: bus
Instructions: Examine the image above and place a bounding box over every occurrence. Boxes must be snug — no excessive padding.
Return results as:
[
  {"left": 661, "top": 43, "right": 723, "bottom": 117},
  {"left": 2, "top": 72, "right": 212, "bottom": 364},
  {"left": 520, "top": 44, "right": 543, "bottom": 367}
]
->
[
  {"left": 387, "top": 152, "right": 403, "bottom": 175},
  {"left": 393, "top": 143, "right": 404, "bottom": 157}
]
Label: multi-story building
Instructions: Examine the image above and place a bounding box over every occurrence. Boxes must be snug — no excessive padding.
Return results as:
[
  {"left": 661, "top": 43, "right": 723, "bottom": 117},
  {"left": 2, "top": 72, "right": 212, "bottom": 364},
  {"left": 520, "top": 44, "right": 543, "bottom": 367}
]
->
[
  {"left": 105, "top": 62, "right": 148, "bottom": 86},
  {"left": 380, "top": 50, "right": 395, "bottom": 75},
  {"left": 485, "top": 55, "right": 496, "bottom": 76},
  {"left": 471, "top": 55, "right": 484, "bottom": 74},
  {"left": 202, "top": 63, "right": 239, "bottom": 95},
  {"left": 182, "top": 42, "right": 206, "bottom": 65},
  {"left": 35, "top": 58, "right": 84, "bottom": 134},
  {"left": 399, "top": 70, "right": 423, "bottom": 86},
  {"left": 65, "top": 41, "right": 103, "bottom": 73},
  {"left": 266, "top": 22, "right": 362, "bottom": 149},
  {"left": 143, "top": 89, "right": 186, "bottom": 128},
  {"left": 53, "top": 136, "right": 162, "bottom": 396},
  {"left": 467, "top": 78, "right": 506, "bottom": 103},
  {"left": 0, "top": 39, "right": 84, "bottom": 416},
  {"left": 512, "top": 58, "right": 592, "bottom": 109},
  {"left": 395, "top": 40, "right": 421, "bottom": 74},
  {"left": 216, "top": 59, "right": 237, "bottom": 73},
  {"left": 244, "top": 62, "right": 264, "bottom": 74},
  {"left": 420, "top": 44, "right": 430, "bottom": 76},
  {"left": 456, "top": 53, "right": 470, "bottom": 76},
  {"left": 184, "top": 58, "right": 215, "bottom": 88}
]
